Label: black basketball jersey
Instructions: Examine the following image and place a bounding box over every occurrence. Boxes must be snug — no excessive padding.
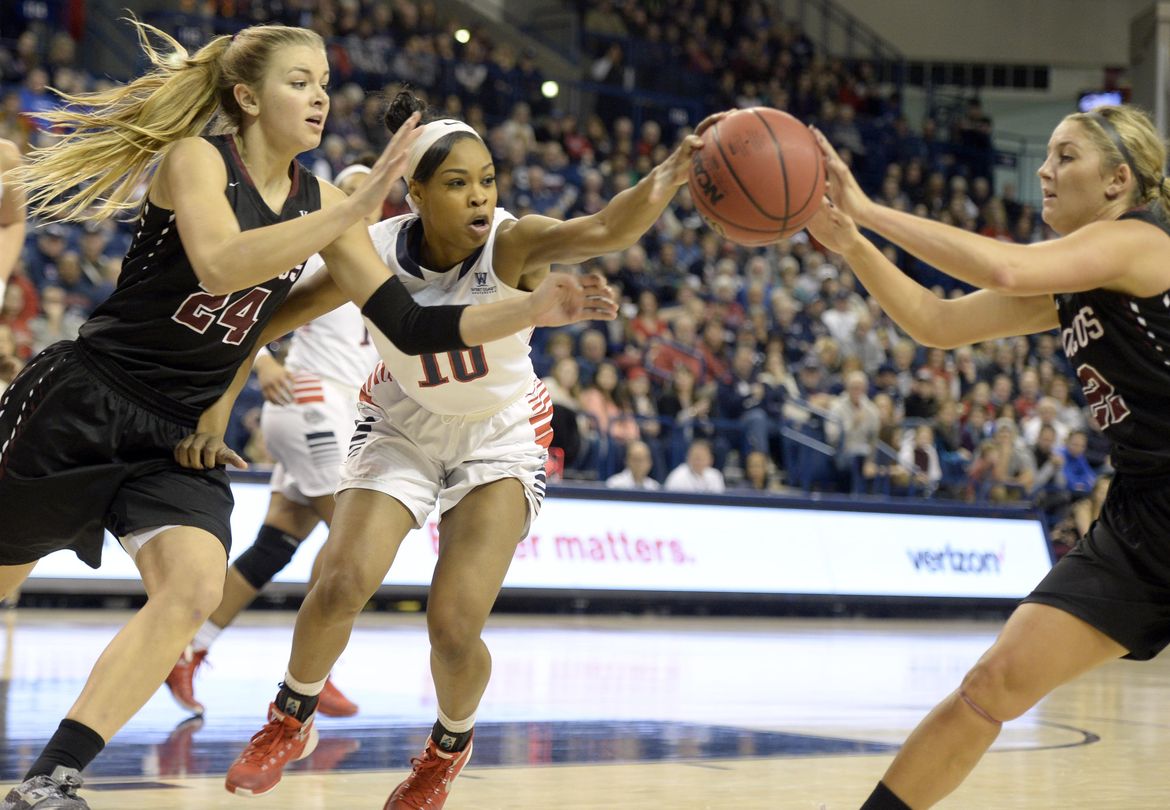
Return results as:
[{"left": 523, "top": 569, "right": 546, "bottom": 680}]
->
[
  {"left": 1054, "top": 207, "right": 1170, "bottom": 476},
  {"left": 79, "top": 134, "right": 321, "bottom": 411}
]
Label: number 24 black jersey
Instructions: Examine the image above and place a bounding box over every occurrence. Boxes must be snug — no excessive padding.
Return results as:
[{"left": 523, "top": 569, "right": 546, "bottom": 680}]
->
[
  {"left": 79, "top": 134, "right": 321, "bottom": 411},
  {"left": 1055, "top": 207, "right": 1170, "bottom": 477}
]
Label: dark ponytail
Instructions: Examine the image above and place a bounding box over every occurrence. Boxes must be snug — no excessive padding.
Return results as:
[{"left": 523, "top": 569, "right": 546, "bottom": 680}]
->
[
  {"left": 383, "top": 90, "right": 430, "bottom": 135},
  {"left": 384, "top": 89, "right": 483, "bottom": 183}
]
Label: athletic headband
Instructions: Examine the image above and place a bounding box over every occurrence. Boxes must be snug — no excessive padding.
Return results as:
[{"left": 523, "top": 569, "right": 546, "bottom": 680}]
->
[
  {"left": 1090, "top": 111, "right": 1147, "bottom": 200},
  {"left": 333, "top": 164, "right": 372, "bottom": 186},
  {"left": 405, "top": 119, "right": 481, "bottom": 181}
]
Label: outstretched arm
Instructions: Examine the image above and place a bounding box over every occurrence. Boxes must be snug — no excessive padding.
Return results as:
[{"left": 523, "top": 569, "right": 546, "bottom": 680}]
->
[
  {"left": 806, "top": 200, "right": 1058, "bottom": 349},
  {"left": 494, "top": 112, "right": 730, "bottom": 285},
  {"left": 812, "top": 128, "right": 1170, "bottom": 299},
  {"left": 155, "top": 113, "right": 422, "bottom": 295}
]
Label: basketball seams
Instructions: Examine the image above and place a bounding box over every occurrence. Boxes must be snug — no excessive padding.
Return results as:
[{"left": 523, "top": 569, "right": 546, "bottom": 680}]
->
[
  {"left": 760, "top": 114, "right": 824, "bottom": 223},
  {"left": 711, "top": 116, "right": 788, "bottom": 223},
  {"left": 750, "top": 108, "right": 792, "bottom": 231},
  {"left": 687, "top": 107, "right": 824, "bottom": 246}
]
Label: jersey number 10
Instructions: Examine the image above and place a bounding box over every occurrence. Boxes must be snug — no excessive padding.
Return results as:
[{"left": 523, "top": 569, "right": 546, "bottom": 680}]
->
[{"left": 417, "top": 346, "right": 489, "bottom": 387}]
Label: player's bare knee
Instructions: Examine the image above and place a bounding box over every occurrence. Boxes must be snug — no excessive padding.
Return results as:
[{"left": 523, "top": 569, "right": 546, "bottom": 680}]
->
[
  {"left": 313, "top": 565, "right": 377, "bottom": 617},
  {"left": 427, "top": 611, "right": 480, "bottom": 662},
  {"left": 151, "top": 577, "right": 224, "bottom": 627},
  {"left": 960, "top": 658, "right": 1033, "bottom": 722}
]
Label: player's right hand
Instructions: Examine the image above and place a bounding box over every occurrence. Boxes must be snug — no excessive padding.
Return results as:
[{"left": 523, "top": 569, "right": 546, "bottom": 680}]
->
[
  {"left": 174, "top": 432, "right": 248, "bottom": 471},
  {"left": 256, "top": 357, "right": 295, "bottom": 405},
  {"left": 347, "top": 111, "right": 423, "bottom": 221},
  {"left": 528, "top": 272, "right": 619, "bottom": 327}
]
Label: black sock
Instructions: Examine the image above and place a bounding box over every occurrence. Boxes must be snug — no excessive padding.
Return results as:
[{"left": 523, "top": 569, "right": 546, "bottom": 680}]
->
[
  {"left": 25, "top": 719, "right": 105, "bottom": 779},
  {"left": 276, "top": 682, "right": 319, "bottom": 723},
  {"left": 860, "top": 781, "right": 912, "bottom": 810},
  {"left": 431, "top": 719, "right": 473, "bottom": 753}
]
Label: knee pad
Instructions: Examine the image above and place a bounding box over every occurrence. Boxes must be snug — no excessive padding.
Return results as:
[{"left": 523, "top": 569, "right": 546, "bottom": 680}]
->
[{"left": 233, "top": 525, "right": 302, "bottom": 589}]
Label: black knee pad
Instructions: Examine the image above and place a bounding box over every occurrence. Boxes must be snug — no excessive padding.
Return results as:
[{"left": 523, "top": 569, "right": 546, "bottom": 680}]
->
[{"left": 232, "top": 525, "right": 302, "bottom": 589}]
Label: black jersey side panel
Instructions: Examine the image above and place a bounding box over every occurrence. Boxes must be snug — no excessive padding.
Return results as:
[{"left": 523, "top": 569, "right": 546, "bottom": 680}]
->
[
  {"left": 79, "top": 135, "right": 322, "bottom": 410},
  {"left": 1055, "top": 206, "right": 1170, "bottom": 476}
]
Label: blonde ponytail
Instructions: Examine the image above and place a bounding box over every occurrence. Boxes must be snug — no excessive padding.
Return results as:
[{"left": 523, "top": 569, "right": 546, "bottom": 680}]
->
[{"left": 14, "top": 19, "right": 323, "bottom": 222}]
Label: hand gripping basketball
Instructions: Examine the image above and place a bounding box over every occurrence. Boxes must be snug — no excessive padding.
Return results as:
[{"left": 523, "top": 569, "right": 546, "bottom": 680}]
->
[{"left": 687, "top": 107, "right": 827, "bottom": 246}]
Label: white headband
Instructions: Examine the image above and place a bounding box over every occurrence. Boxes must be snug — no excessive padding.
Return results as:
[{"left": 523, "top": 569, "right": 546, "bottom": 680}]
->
[
  {"left": 406, "top": 119, "right": 482, "bottom": 181},
  {"left": 333, "top": 164, "right": 372, "bottom": 186}
]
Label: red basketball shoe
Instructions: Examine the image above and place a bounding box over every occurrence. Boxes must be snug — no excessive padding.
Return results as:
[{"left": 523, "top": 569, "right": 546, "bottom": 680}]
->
[
  {"left": 224, "top": 703, "right": 318, "bottom": 797},
  {"left": 383, "top": 735, "right": 473, "bottom": 810},
  {"left": 164, "top": 648, "right": 207, "bottom": 715},
  {"left": 317, "top": 676, "right": 359, "bottom": 717}
]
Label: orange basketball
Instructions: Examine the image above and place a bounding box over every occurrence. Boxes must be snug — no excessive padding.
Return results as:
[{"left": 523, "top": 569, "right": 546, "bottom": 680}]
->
[{"left": 687, "top": 107, "right": 826, "bottom": 246}]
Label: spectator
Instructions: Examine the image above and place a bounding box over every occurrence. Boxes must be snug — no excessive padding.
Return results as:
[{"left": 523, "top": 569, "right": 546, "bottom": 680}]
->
[
  {"left": 736, "top": 450, "right": 781, "bottom": 493},
  {"left": 605, "top": 439, "right": 660, "bottom": 491},
  {"left": 1022, "top": 396, "right": 1070, "bottom": 449},
  {"left": 579, "top": 360, "right": 639, "bottom": 478},
  {"left": 990, "top": 418, "right": 1036, "bottom": 501},
  {"left": 28, "top": 284, "right": 84, "bottom": 353},
  {"left": 1062, "top": 430, "right": 1098, "bottom": 536},
  {"left": 827, "top": 369, "right": 880, "bottom": 493},
  {"left": 898, "top": 424, "right": 942, "bottom": 494},
  {"left": 543, "top": 356, "right": 589, "bottom": 472},
  {"left": 657, "top": 362, "right": 714, "bottom": 467},
  {"left": 664, "top": 438, "right": 725, "bottom": 493},
  {"left": 903, "top": 368, "right": 939, "bottom": 419},
  {"left": 715, "top": 345, "right": 773, "bottom": 462}
]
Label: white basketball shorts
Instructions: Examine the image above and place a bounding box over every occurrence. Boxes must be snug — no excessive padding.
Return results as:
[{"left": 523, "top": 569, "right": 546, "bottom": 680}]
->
[
  {"left": 339, "top": 374, "right": 553, "bottom": 534},
  {"left": 261, "top": 372, "right": 360, "bottom": 504}
]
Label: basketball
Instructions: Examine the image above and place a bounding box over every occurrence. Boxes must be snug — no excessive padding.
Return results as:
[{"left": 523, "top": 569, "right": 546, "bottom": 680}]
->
[{"left": 687, "top": 107, "right": 826, "bottom": 246}]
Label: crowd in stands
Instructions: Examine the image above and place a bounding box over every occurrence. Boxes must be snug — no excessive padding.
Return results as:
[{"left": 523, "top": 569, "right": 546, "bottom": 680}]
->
[{"left": 0, "top": 1, "right": 1110, "bottom": 549}]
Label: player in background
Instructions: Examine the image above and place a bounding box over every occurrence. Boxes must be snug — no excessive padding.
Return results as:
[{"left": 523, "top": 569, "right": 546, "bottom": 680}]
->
[
  {"left": 218, "top": 93, "right": 722, "bottom": 807},
  {"left": 806, "top": 106, "right": 1170, "bottom": 810},
  {"left": 0, "top": 22, "right": 609, "bottom": 810},
  {"left": 164, "top": 163, "right": 380, "bottom": 718}
]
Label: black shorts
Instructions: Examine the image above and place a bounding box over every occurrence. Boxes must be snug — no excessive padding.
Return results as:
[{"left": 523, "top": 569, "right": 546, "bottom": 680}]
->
[
  {"left": 1023, "top": 473, "right": 1170, "bottom": 660},
  {"left": 0, "top": 341, "right": 234, "bottom": 569}
]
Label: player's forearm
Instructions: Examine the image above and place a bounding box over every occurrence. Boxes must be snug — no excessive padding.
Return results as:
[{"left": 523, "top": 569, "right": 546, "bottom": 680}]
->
[
  {"left": 838, "top": 236, "right": 947, "bottom": 346},
  {"left": 457, "top": 295, "right": 538, "bottom": 346},
  {"left": 200, "top": 200, "right": 362, "bottom": 295},
  {"left": 585, "top": 166, "right": 676, "bottom": 254},
  {"left": 862, "top": 204, "right": 1020, "bottom": 293}
]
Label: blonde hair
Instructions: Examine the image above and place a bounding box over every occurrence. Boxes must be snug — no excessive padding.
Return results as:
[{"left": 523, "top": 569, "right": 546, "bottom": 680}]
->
[
  {"left": 15, "top": 20, "right": 323, "bottom": 222},
  {"left": 1067, "top": 105, "right": 1170, "bottom": 212}
]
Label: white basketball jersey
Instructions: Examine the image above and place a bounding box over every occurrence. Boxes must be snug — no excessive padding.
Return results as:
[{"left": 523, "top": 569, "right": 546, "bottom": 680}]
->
[
  {"left": 284, "top": 255, "right": 380, "bottom": 389},
  {"left": 365, "top": 209, "right": 536, "bottom": 416}
]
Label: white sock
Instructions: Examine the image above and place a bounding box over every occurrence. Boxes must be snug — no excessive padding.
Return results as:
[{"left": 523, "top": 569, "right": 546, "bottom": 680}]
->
[
  {"left": 437, "top": 707, "right": 476, "bottom": 733},
  {"left": 284, "top": 670, "right": 327, "bottom": 697},
  {"left": 191, "top": 621, "right": 222, "bottom": 653}
]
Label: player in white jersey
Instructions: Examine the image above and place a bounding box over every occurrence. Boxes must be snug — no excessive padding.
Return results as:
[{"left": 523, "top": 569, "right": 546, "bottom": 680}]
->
[
  {"left": 225, "top": 91, "right": 725, "bottom": 807},
  {"left": 0, "top": 139, "right": 25, "bottom": 315},
  {"left": 164, "top": 165, "right": 379, "bottom": 718}
]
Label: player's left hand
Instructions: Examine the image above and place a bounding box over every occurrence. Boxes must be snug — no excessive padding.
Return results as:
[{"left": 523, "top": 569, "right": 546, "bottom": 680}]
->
[
  {"left": 529, "top": 272, "right": 618, "bottom": 327},
  {"left": 174, "top": 432, "right": 248, "bottom": 471},
  {"left": 805, "top": 197, "right": 864, "bottom": 256}
]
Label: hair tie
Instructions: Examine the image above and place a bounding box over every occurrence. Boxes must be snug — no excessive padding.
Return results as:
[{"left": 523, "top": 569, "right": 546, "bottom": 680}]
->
[{"left": 1090, "top": 111, "right": 1146, "bottom": 199}]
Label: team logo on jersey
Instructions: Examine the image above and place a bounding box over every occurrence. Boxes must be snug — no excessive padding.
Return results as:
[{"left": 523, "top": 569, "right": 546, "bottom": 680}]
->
[{"left": 471, "top": 270, "right": 497, "bottom": 296}]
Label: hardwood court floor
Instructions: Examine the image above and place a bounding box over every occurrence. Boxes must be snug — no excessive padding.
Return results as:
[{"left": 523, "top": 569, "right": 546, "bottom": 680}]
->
[{"left": 1, "top": 609, "right": 1167, "bottom": 808}]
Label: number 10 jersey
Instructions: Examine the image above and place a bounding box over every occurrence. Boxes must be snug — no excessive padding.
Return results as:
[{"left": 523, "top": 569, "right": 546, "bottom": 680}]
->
[{"left": 364, "top": 209, "right": 538, "bottom": 417}]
